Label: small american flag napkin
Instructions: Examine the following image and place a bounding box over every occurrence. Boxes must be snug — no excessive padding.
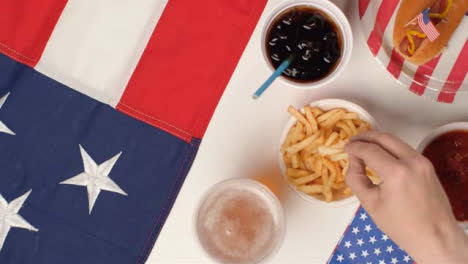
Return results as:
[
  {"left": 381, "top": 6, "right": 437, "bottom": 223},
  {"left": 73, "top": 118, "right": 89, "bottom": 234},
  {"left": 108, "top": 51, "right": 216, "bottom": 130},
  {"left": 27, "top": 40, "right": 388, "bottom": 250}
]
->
[{"left": 328, "top": 207, "right": 415, "bottom": 264}]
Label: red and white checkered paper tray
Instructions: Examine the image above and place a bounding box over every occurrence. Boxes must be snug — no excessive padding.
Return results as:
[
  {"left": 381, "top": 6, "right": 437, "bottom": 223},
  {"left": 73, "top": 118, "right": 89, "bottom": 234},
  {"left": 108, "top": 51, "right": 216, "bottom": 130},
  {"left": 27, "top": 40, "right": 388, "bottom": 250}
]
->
[{"left": 359, "top": 0, "right": 467, "bottom": 104}]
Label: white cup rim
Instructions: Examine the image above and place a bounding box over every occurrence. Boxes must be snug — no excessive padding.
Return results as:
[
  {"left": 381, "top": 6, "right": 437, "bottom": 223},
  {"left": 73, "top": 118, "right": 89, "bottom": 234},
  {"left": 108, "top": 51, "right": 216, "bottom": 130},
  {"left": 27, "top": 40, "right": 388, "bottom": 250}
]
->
[{"left": 260, "top": 0, "right": 353, "bottom": 90}]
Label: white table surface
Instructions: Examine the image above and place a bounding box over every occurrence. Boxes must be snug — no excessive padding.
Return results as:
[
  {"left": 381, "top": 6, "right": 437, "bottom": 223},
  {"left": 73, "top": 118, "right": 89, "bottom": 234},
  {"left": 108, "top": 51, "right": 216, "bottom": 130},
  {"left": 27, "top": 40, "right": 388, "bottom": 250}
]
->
[{"left": 147, "top": 1, "right": 468, "bottom": 263}]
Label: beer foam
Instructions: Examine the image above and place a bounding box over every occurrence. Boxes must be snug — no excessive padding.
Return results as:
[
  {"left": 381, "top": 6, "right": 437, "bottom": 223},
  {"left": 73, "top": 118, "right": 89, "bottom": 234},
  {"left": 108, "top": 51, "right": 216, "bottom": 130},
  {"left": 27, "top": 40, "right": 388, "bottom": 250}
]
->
[{"left": 198, "top": 182, "right": 281, "bottom": 264}]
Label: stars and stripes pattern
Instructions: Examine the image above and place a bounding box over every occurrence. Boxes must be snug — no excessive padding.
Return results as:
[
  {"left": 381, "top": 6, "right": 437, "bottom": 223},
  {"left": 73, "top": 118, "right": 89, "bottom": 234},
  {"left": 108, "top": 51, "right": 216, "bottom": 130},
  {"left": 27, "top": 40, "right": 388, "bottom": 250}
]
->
[
  {"left": 328, "top": 207, "right": 414, "bottom": 264},
  {"left": 359, "top": 0, "right": 468, "bottom": 104},
  {"left": 0, "top": 0, "right": 266, "bottom": 263},
  {"left": 415, "top": 9, "right": 440, "bottom": 42}
]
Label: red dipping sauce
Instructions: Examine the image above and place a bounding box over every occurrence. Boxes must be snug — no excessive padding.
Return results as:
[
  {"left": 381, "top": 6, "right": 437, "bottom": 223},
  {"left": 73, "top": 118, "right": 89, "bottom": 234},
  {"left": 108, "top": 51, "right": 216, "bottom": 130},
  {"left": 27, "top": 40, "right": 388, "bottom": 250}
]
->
[{"left": 423, "top": 130, "right": 468, "bottom": 222}]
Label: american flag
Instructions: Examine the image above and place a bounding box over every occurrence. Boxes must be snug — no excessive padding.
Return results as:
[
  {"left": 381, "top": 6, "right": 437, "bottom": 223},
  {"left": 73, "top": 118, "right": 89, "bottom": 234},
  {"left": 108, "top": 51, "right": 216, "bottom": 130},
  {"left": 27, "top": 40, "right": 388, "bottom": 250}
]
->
[
  {"left": 328, "top": 207, "right": 415, "bottom": 264},
  {"left": 0, "top": 0, "right": 265, "bottom": 263},
  {"left": 415, "top": 8, "right": 440, "bottom": 42}
]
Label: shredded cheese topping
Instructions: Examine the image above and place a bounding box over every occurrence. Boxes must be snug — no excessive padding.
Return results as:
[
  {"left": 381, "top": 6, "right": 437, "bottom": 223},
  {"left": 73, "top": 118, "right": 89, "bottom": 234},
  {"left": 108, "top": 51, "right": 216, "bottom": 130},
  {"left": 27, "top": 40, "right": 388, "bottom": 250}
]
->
[{"left": 406, "top": 0, "right": 452, "bottom": 55}]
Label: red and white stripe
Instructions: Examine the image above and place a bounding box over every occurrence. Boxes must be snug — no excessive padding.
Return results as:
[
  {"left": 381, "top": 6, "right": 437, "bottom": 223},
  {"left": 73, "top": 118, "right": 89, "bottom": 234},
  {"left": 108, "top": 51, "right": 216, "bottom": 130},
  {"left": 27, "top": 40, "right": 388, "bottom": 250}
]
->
[
  {"left": 0, "top": 0, "right": 267, "bottom": 141},
  {"left": 360, "top": 0, "right": 468, "bottom": 103}
]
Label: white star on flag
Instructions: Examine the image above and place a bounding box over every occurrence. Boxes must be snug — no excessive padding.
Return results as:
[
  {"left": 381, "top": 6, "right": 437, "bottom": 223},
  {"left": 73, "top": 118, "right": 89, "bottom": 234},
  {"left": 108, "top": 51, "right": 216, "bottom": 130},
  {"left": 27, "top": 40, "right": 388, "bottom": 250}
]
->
[
  {"left": 360, "top": 213, "right": 368, "bottom": 220},
  {"left": 344, "top": 241, "right": 352, "bottom": 248},
  {"left": 369, "top": 236, "right": 377, "bottom": 244},
  {"left": 357, "top": 238, "right": 364, "bottom": 246},
  {"left": 382, "top": 234, "right": 389, "bottom": 241},
  {"left": 379, "top": 260, "right": 386, "bottom": 264},
  {"left": 361, "top": 250, "right": 369, "bottom": 258},
  {"left": 374, "top": 248, "right": 381, "bottom": 256},
  {"left": 352, "top": 227, "right": 360, "bottom": 234},
  {"left": 0, "top": 93, "right": 15, "bottom": 135},
  {"left": 403, "top": 255, "right": 411, "bottom": 262},
  {"left": 391, "top": 257, "right": 399, "bottom": 264},
  {"left": 364, "top": 224, "right": 372, "bottom": 232},
  {"left": 336, "top": 254, "right": 344, "bottom": 262},
  {"left": 367, "top": 262, "right": 373, "bottom": 264},
  {"left": 386, "top": 245, "right": 394, "bottom": 253},
  {"left": 349, "top": 252, "right": 356, "bottom": 260},
  {"left": 0, "top": 190, "right": 38, "bottom": 251},
  {"left": 61, "top": 145, "right": 128, "bottom": 214}
]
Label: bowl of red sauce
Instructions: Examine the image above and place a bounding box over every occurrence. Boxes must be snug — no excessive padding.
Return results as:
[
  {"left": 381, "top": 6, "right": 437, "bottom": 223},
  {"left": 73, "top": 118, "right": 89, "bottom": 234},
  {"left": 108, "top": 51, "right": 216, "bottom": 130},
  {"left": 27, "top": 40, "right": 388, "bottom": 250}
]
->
[{"left": 417, "top": 122, "right": 468, "bottom": 230}]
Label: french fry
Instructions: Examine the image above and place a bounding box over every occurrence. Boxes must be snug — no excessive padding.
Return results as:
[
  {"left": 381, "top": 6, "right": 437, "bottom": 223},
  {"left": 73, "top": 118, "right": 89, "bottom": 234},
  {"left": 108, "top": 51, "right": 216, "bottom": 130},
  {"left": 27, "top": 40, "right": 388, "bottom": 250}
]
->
[
  {"left": 292, "top": 122, "right": 304, "bottom": 143},
  {"left": 283, "top": 153, "right": 292, "bottom": 167},
  {"left": 304, "top": 156, "right": 315, "bottom": 171},
  {"left": 298, "top": 159, "right": 306, "bottom": 170},
  {"left": 320, "top": 111, "right": 345, "bottom": 128},
  {"left": 331, "top": 152, "right": 348, "bottom": 162},
  {"left": 291, "top": 154, "right": 300, "bottom": 169},
  {"left": 343, "top": 112, "right": 359, "bottom": 120},
  {"left": 321, "top": 167, "right": 329, "bottom": 190},
  {"left": 319, "top": 166, "right": 333, "bottom": 201},
  {"left": 335, "top": 163, "right": 344, "bottom": 182},
  {"left": 366, "top": 167, "right": 380, "bottom": 184},
  {"left": 330, "top": 141, "right": 347, "bottom": 149},
  {"left": 339, "top": 159, "right": 347, "bottom": 168},
  {"left": 315, "top": 158, "right": 323, "bottom": 176},
  {"left": 317, "top": 109, "right": 342, "bottom": 123},
  {"left": 304, "top": 106, "right": 319, "bottom": 133},
  {"left": 344, "top": 119, "right": 357, "bottom": 135},
  {"left": 325, "top": 132, "right": 339, "bottom": 146},
  {"left": 352, "top": 119, "right": 363, "bottom": 125},
  {"left": 342, "top": 162, "right": 349, "bottom": 177},
  {"left": 286, "top": 132, "right": 320, "bottom": 154},
  {"left": 323, "top": 158, "right": 337, "bottom": 188},
  {"left": 280, "top": 123, "right": 297, "bottom": 152},
  {"left": 315, "top": 132, "right": 325, "bottom": 145},
  {"left": 288, "top": 106, "right": 312, "bottom": 135},
  {"left": 286, "top": 168, "right": 309, "bottom": 178},
  {"left": 332, "top": 182, "right": 345, "bottom": 190},
  {"left": 297, "top": 184, "right": 323, "bottom": 194},
  {"left": 318, "top": 146, "right": 342, "bottom": 156},
  {"left": 337, "top": 121, "right": 352, "bottom": 137},
  {"left": 290, "top": 174, "right": 321, "bottom": 185},
  {"left": 322, "top": 166, "right": 333, "bottom": 202},
  {"left": 323, "top": 189, "right": 333, "bottom": 202},
  {"left": 310, "top": 107, "right": 324, "bottom": 117},
  {"left": 302, "top": 143, "right": 318, "bottom": 157},
  {"left": 339, "top": 129, "right": 347, "bottom": 139}
]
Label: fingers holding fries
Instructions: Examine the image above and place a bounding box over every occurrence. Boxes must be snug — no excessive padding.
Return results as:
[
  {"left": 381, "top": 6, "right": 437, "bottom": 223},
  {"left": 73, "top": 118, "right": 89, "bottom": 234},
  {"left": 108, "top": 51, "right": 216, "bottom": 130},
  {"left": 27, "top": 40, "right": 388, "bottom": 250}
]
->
[{"left": 281, "top": 105, "right": 378, "bottom": 202}]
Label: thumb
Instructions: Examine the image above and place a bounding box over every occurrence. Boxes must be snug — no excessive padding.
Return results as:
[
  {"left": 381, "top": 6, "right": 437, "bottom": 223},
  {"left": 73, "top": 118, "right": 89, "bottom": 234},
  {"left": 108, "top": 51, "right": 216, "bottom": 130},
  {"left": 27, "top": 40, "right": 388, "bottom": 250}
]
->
[{"left": 346, "top": 154, "right": 379, "bottom": 209}]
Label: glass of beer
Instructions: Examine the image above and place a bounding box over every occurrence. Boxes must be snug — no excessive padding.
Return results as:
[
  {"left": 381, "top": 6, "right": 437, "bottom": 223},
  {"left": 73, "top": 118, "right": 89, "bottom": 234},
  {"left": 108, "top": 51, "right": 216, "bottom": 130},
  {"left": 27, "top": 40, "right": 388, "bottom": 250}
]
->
[{"left": 196, "top": 178, "right": 285, "bottom": 264}]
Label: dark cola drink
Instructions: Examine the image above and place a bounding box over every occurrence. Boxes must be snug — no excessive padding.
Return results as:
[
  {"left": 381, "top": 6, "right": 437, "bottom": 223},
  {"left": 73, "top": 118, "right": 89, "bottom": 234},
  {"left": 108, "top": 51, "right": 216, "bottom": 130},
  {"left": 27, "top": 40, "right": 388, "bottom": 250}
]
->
[{"left": 265, "top": 6, "right": 342, "bottom": 83}]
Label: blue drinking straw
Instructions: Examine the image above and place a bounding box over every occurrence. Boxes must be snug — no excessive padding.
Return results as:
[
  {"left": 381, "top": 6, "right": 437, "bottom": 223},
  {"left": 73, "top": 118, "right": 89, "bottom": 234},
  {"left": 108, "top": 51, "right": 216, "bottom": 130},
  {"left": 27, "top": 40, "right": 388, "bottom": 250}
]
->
[{"left": 253, "top": 55, "right": 295, "bottom": 99}]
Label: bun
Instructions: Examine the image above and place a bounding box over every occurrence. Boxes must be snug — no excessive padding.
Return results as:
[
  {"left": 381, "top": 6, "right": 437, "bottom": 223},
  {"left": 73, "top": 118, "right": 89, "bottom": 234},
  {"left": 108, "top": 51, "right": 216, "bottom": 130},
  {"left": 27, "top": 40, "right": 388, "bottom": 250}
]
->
[{"left": 393, "top": 0, "right": 468, "bottom": 65}]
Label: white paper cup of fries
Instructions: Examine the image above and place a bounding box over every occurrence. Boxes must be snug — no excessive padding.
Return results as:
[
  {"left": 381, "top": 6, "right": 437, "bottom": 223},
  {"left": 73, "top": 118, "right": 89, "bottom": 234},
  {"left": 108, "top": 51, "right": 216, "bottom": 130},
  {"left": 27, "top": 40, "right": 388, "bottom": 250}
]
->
[{"left": 278, "top": 99, "right": 379, "bottom": 207}]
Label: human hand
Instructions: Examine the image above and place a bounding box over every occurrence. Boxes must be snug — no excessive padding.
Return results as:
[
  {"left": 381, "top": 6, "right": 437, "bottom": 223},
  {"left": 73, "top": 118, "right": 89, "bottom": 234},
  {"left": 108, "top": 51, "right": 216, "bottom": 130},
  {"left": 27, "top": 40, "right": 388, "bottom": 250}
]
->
[{"left": 345, "top": 131, "right": 468, "bottom": 264}]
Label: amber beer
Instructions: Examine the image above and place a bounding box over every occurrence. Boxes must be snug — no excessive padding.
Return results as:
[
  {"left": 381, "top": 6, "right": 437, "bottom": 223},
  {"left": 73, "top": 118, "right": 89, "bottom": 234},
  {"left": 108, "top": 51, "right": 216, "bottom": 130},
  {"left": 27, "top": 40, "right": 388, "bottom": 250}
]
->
[{"left": 196, "top": 179, "right": 285, "bottom": 264}]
